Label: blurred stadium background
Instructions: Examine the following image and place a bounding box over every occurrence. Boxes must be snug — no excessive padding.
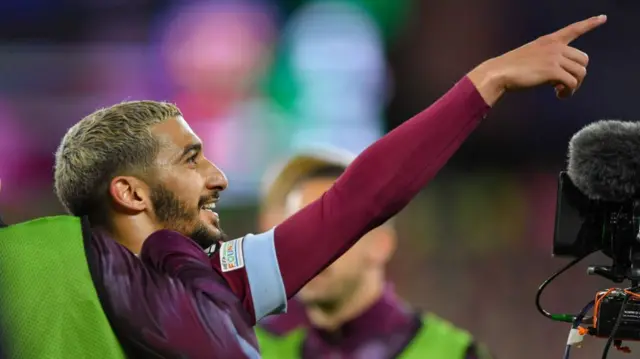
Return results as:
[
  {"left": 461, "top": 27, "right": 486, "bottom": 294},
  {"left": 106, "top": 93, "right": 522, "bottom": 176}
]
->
[{"left": 0, "top": 0, "right": 639, "bottom": 358}]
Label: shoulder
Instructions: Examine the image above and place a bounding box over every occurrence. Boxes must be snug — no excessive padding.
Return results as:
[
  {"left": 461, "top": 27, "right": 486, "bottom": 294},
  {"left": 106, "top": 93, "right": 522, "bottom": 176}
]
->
[
  {"left": 406, "top": 313, "right": 494, "bottom": 359},
  {"left": 400, "top": 313, "right": 474, "bottom": 359},
  {"left": 422, "top": 313, "right": 472, "bottom": 338},
  {"left": 463, "top": 341, "right": 494, "bottom": 359}
]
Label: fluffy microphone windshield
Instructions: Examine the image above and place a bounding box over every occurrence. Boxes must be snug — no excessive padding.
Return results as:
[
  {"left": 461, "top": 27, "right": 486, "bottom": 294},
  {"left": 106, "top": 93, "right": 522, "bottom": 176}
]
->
[{"left": 567, "top": 120, "right": 640, "bottom": 202}]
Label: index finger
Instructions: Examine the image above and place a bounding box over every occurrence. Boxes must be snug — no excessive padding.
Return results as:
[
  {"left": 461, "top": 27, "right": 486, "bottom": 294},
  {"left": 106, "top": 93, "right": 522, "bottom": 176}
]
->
[{"left": 551, "top": 15, "right": 607, "bottom": 44}]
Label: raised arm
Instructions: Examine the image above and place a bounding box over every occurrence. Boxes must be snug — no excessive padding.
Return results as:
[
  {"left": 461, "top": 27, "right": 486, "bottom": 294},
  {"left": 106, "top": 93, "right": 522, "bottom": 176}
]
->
[
  {"left": 206, "top": 15, "right": 606, "bottom": 320},
  {"left": 272, "top": 15, "right": 606, "bottom": 297},
  {"left": 200, "top": 77, "right": 489, "bottom": 327},
  {"left": 275, "top": 76, "right": 488, "bottom": 295}
]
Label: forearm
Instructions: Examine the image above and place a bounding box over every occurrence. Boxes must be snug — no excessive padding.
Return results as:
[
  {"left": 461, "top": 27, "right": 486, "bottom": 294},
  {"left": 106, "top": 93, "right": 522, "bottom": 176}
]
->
[{"left": 275, "top": 76, "right": 491, "bottom": 296}]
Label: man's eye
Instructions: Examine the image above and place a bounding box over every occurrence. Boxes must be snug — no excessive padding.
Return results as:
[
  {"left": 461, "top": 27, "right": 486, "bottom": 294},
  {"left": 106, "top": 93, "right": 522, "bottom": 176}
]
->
[{"left": 187, "top": 154, "right": 198, "bottom": 164}]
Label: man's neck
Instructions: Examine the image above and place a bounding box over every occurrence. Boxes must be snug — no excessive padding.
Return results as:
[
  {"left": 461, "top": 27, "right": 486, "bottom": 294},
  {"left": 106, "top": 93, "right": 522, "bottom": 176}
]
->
[
  {"left": 104, "top": 215, "right": 158, "bottom": 255},
  {"left": 305, "top": 273, "right": 385, "bottom": 332}
]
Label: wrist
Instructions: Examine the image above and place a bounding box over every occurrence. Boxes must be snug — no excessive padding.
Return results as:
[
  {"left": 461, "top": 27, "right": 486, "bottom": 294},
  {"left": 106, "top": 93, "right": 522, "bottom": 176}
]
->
[{"left": 467, "top": 59, "right": 506, "bottom": 107}]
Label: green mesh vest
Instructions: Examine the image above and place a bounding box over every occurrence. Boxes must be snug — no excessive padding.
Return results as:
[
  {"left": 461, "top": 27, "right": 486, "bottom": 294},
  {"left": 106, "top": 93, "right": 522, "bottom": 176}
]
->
[
  {"left": 0, "top": 216, "right": 126, "bottom": 359},
  {"left": 256, "top": 313, "right": 475, "bottom": 359}
]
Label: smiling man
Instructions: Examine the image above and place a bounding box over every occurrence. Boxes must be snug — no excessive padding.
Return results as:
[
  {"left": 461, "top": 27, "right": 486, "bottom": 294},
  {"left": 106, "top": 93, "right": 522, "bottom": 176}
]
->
[
  {"left": 56, "top": 109, "right": 229, "bottom": 254},
  {"left": 43, "top": 15, "right": 604, "bottom": 359}
]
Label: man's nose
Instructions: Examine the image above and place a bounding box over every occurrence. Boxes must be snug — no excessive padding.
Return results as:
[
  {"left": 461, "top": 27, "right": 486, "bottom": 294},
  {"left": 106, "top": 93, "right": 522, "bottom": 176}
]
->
[{"left": 206, "top": 162, "right": 228, "bottom": 191}]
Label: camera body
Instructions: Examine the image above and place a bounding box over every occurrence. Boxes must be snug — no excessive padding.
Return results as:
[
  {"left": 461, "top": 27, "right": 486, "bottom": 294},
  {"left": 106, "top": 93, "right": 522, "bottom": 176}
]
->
[
  {"left": 594, "top": 289, "right": 640, "bottom": 340},
  {"left": 553, "top": 172, "right": 640, "bottom": 341},
  {"left": 554, "top": 172, "right": 640, "bottom": 283}
]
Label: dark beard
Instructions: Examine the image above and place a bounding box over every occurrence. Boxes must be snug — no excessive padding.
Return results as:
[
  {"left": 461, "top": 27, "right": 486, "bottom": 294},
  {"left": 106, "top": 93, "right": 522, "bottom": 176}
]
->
[{"left": 149, "top": 184, "right": 226, "bottom": 249}]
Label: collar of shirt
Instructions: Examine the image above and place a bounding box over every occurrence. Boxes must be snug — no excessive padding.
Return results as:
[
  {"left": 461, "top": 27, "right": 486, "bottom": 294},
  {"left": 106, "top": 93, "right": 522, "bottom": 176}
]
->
[{"left": 305, "top": 284, "right": 415, "bottom": 351}]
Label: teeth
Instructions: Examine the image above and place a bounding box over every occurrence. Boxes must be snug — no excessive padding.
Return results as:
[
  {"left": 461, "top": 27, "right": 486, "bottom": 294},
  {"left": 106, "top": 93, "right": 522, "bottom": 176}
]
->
[{"left": 201, "top": 203, "right": 216, "bottom": 211}]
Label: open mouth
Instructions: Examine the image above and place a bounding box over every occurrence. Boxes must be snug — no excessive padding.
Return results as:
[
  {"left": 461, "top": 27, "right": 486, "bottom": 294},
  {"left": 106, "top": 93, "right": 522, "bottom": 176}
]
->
[
  {"left": 200, "top": 201, "right": 220, "bottom": 228},
  {"left": 200, "top": 202, "right": 216, "bottom": 212}
]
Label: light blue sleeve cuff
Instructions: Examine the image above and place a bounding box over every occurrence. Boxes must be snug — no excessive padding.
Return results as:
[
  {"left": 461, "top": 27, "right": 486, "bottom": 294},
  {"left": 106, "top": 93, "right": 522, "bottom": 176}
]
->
[{"left": 243, "top": 228, "right": 287, "bottom": 321}]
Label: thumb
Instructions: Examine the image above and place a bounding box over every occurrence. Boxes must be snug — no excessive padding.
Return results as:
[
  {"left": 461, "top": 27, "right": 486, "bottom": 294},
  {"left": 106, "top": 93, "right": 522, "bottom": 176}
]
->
[{"left": 554, "top": 84, "right": 572, "bottom": 99}]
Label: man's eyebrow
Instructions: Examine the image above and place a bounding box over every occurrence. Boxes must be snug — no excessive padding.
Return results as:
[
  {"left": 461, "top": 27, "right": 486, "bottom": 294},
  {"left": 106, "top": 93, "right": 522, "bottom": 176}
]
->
[{"left": 178, "top": 143, "right": 202, "bottom": 161}]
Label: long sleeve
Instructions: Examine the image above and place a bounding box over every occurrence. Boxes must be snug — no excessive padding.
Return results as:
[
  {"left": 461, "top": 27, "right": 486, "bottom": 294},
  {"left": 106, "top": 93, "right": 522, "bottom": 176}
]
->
[
  {"left": 207, "top": 76, "right": 490, "bottom": 323},
  {"left": 274, "top": 76, "right": 490, "bottom": 296}
]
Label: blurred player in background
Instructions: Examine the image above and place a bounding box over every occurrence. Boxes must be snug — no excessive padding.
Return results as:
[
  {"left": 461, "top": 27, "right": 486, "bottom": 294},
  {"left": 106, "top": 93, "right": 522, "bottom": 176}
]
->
[{"left": 256, "top": 148, "right": 492, "bottom": 359}]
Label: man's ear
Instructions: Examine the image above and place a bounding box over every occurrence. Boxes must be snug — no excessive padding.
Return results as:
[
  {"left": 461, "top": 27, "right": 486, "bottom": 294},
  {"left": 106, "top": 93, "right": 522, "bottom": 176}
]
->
[{"left": 109, "top": 176, "right": 151, "bottom": 214}]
